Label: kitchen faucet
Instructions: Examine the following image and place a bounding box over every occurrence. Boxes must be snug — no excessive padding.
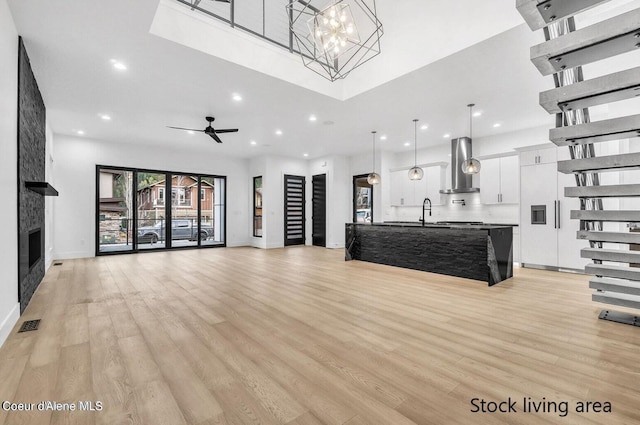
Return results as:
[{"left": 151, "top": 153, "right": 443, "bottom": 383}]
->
[{"left": 421, "top": 197, "right": 432, "bottom": 226}]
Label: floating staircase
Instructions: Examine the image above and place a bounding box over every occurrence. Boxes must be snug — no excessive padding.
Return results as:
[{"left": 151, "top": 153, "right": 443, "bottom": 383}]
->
[{"left": 518, "top": 0, "right": 640, "bottom": 325}]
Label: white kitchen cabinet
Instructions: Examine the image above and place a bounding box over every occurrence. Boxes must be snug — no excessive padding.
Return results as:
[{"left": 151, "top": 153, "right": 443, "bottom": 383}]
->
[
  {"left": 499, "top": 155, "right": 520, "bottom": 204},
  {"left": 520, "top": 146, "right": 557, "bottom": 166},
  {"left": 390, "top": 170, "right": 404, "bottom": 206},
  {"left": 402, "top": 175, "right": 417, "bottom": 206},
  {"left": 480, "top": 157, "right": 501, "bottom": 204},
  {"left": 519, "top": 149, "right": 589, "bottom": 271},
  {"left": 390, "top": 165, "right": 444, "bottom": 206},
  {"left": 424, "top": 166, "right": 444, "bottom": 205},
  {"left": 479, "top": 155, "right": 519, "bottom": 204}
]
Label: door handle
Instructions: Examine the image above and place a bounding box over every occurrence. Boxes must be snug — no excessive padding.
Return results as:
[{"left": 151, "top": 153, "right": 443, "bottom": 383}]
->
[
  {"left": 557, "top": 200, "right": 560, "bottom": 229},
  {"left": 554, "top": 201, "right": 557, "bottom": 229}
]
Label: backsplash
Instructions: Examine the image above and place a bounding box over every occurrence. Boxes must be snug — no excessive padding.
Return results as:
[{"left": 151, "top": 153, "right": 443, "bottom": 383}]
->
[{"left": 385, "top": 193, "right": 519, "bottom": 224}]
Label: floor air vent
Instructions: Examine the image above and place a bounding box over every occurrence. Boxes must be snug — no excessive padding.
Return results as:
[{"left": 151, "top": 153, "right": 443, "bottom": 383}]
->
[
  {"left": 53, "top": 262, "right": 63, "bottom": 266},
  {"left": 18, "top": 319, "right": 41, "bottom": 333}
]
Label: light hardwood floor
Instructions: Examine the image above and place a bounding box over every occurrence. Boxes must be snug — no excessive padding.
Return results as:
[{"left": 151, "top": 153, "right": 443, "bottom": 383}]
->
[{"left": 1, "top": 246, "right": 639, "bottom": 425}]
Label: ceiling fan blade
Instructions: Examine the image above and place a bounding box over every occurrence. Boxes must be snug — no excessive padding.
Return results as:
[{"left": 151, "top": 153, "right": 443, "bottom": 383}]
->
[
  {"left": 167, "top": 126, "right": 204, "bottom": 132},
  {"left": 209, "top": 132, "right": 224, "bottom": 144},
  {"left": 214, "top": 128, "right": 239, "bottom": 134}
]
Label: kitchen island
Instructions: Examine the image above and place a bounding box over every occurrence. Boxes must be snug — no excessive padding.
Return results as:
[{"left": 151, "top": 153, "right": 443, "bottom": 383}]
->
[{"left": 345, "top": 222, "right": 513, "bottom": 286}]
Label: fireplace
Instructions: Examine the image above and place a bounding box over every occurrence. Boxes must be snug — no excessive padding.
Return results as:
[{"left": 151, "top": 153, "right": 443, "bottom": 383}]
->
[{"left": 28, "top": 228, "right": 42, "bottom": 269}]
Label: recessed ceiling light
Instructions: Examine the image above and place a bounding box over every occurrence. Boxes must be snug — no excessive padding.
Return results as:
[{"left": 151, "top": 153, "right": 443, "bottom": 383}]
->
[
  {"left": 76, "top": 130, "right": 85, "bottom": 135},
  {"left": 473, "top": 111, "right": 482, "bottom": 117},
  {"left": 275, "top": 129, "right": 283, "bottom": 136},
  {"left": 420, "top": 124, "right": 429, "bottom": 130},
  {"left": 443, "top": 133, "right": 451, "bottom": 138},
  {"left": 380, "top": 135, "right": 387, "bottom": 140},
  {"left": 403, "top": 142, "right": 410, "bottom": 147},
  {"left": 99, "top": 114, "right": 112, "bottom": 121},
  {"left": 250, "top": 140, "right": 257, "bottom": 145},
  {"left": 303, "top": 153, "right": 309, "bottom": 157},
  {"left": 309, "top": 115, "right": 317, "bottom": 122},
  {"left": 232, "top": 93, "right": 243, "bottom": 102},
  {"left": 109, "top": 59, "right": 127, "bottom": 71},
  {"left": 493, "top": 123, "right": 502, "bottom": 128}
]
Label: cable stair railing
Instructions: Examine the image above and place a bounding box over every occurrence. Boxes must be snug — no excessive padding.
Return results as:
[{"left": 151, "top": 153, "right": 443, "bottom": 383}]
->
[{"left": 517, "top": 0, "right": 640, "bottom": 326}]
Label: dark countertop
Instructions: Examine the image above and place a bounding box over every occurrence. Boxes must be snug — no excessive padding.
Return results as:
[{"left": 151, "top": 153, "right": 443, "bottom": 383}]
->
[
  {"left": 351, "top": 222, "right": 517, "bottom": 231},
  {"left": 345, "top": 222, "right": 514, "bottom": 285}
]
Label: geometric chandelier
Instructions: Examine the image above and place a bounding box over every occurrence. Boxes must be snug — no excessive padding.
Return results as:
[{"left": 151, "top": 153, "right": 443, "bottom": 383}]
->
[{"left": 286, "top": 0, "right": 383, "bottom": 81}]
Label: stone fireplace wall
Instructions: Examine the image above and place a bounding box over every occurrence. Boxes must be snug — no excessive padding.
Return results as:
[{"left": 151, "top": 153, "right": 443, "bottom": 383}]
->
[{"left": 17, "top": 37, "right": 46, "bottom": 314}]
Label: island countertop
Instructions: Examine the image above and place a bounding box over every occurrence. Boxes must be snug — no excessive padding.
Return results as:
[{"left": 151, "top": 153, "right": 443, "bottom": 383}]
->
[
  {"left": 345, "top": 222, "right": 513, "bottom": 286},
  {"left": 356, "top": 222, "right": 516, "bottom": 230}
]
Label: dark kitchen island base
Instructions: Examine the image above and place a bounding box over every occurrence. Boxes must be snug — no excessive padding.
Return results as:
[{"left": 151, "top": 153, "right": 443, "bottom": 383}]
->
[{"left": 345, "top": 223, "right": 513, "bottom": 286}]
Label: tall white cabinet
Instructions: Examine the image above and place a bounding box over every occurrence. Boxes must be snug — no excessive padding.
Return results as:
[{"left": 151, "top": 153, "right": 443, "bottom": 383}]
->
[
  {"left": 477, "top": 154, "right": 519, "bottom": 204},
  {"left": 519, "top": 146, "right": 589, "bottom": 271}
]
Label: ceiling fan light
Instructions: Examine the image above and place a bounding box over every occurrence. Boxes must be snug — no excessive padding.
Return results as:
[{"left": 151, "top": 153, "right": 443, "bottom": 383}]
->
[
  {"left": 367, "top": 172, "right": 381, "bottom": 185},
  {"left": 461, "top": 158, "right": 481, "bottom": 175},
  {"left": 408, "top": 166, "right": 424, "bottom": 180}
]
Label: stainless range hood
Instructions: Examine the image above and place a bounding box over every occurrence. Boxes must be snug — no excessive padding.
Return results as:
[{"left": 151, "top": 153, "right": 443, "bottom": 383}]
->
[{"left": 440, "top": 137, "right": 480, "bottom": 194}]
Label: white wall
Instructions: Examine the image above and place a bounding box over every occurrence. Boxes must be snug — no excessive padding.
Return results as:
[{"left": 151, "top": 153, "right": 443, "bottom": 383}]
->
[
  {"left": 52, "top": 135, "right": 251, "bottom": 259},
  {"left": 261, "top": 156, "right": 308, "bottom": 249},
  {"left": 0, "top": 0, "right": 19, "bottom": 347},
  {"left": 45, "top": 122, "right": 55, "bottom": 269}
]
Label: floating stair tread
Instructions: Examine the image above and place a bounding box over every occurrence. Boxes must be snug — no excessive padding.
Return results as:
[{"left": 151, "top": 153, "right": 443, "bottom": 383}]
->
[
  {"left": 558, "top": 152, "right": 640, "bottom": 173},
  {"left": 571, "top": 210, "right": 640, "bottom": 221},
  {"left": 577, "top": 230, "right": 640, "bottom": 244},
  {"left": 565, "top": 184, "right": 640, "bottom": 198},
  {"left": 592, "top": 291, "right": 640, "bottom": 309},
  {"left": 581, "top": 247, "right": 640, "bottom": 263},
  {"left": 550, "top": 114, "right": 640, "bottom": 146},
  {"left": 540, "top": 66, "right": 640, "bottom": 114},
  {"left": 590, "top": 277, "right": 640, "bottom": 296},
  {"left": 531, "top": 8, "right": 640, "bottom": 75},
  {"left": 586, "top": 263, "right": 640, "bottom": 281},
  {"left": 517, "top": 0, "right": 613, "bottom": 31}
]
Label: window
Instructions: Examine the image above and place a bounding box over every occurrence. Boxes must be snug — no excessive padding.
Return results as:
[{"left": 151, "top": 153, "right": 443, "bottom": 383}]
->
[
  {"left": 157, "top": 187, "right": 165, "bottom": 206},
  {"left": 96, "top": 165, "right": 227, "bottom": 255},
  {"left": 353, "top": 174, "right": 373, "bottom": 223},
  {"left": 253, "top": 176, "right": 262, "bottom": 237}
]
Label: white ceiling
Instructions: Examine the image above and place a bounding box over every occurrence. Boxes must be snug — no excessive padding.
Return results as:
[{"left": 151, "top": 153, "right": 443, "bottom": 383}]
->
[{"left": 7, "top": 0, "right": 558, "bottom": 160}]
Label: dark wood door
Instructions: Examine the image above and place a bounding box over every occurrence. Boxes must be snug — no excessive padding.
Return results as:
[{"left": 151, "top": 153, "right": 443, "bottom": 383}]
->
[
  {"left": 312, "top": 174, "right": 327, "bottom": 247},
  {"left": 284, "top": 174, "right": 305, "bottom": 246}
]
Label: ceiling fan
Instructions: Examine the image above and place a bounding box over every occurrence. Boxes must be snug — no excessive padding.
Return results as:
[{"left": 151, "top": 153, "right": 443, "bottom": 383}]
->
[{"left": 167, "top": 116, "right": 238, "bottom": 144}]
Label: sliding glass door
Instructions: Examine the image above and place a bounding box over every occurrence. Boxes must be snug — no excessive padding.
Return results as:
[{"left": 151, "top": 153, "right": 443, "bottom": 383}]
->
[
  {"left": 98, "top": 169, "right": 134, "bottom": 253},
  {"left": 170, "top": 174, "right": 198, "bottom": 248},
  {"left": 136, "top": 172, "right": 166, "bottom": 250},
  {"left": 201, "top": 176, "right": 225, "bottom": 246},
  {"left": 96, "top": 166, "right": 226, "bottom": 255}
]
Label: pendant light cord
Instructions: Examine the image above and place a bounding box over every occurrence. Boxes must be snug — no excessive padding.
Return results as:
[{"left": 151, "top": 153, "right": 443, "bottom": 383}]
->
[
  {"left": 371, "top": 131, "right": 376, "bottom": 173},
  {"left": 413, "top": 119, "right": 418, "bottom": 167},
  {"left": 468, "top": 103, "right": 474, "bottom": 139}
]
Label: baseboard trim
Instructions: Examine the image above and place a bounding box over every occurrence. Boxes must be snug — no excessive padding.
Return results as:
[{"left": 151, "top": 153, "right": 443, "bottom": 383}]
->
[{"left": 0, "top": 303, "right": 20, "bottom": 349}]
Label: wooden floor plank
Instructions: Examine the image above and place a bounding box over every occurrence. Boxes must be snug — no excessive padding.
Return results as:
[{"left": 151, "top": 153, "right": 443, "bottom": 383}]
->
[{"left": 1, "top": 247, "right": 639, "bottom": 425}]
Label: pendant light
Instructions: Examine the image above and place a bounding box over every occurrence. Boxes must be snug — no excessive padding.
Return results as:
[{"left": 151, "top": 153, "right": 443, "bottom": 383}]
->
[
  {"left": 461, "top": 103, "right": 481, "bottom": 175},
  {"left": 408, "top": 118, "right": 424, "bottom": 180},
  {"left": 367, "top": 131, "right": 381, "bottom": 185}
]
